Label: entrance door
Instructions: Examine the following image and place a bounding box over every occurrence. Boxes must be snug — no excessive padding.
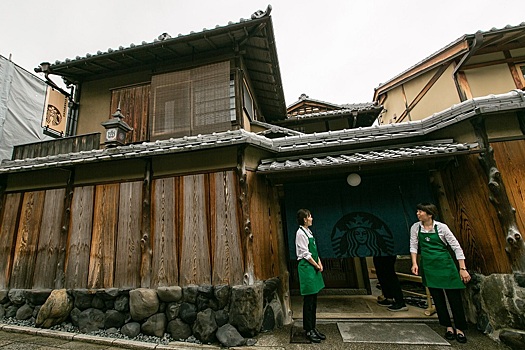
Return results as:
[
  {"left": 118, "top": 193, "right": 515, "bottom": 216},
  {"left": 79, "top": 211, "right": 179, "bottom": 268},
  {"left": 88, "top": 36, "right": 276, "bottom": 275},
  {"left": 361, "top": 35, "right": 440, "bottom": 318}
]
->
[{"left": 282, "top": 171, "right": 434, "bottom": 294}]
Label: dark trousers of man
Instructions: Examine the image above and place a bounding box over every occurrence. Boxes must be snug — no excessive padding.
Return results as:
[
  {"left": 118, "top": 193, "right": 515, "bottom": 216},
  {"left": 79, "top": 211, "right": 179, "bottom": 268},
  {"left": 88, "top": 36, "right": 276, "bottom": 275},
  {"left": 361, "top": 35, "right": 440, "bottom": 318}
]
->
[
  {"left": 303, "top": 293, "right": 318, "bottom": 331},
  {"left": 428, "top": 287, "right": 468, "bottom": 331},
  {"left": 373, "top": 255, "right": 405, "bottom": 305}
]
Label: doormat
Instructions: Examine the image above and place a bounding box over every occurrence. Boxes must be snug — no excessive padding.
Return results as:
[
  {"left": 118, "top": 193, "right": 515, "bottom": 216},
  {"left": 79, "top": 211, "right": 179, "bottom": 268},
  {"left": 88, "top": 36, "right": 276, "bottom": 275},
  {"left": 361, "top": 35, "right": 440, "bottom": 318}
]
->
[
  {"left": 337, "top": 322, "right": 450, "bottom": 345},
  {"left": 289, "top": 324, "right": 311, "bottom": 344}
]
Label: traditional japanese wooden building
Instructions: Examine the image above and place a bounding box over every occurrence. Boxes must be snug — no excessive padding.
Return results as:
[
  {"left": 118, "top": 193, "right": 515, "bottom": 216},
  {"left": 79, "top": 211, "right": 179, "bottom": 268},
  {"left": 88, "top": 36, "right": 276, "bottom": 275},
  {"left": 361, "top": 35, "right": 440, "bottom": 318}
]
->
[{"left": 0, "top": 8, "right": 524, "bottom": 342}]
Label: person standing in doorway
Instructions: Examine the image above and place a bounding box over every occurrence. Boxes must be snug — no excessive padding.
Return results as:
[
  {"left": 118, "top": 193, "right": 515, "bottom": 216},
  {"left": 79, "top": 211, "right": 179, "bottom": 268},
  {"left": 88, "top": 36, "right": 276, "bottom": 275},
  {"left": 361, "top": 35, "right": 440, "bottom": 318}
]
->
[
  {"left": 410, "top": 203, "right": 471, "bottom": 343},
  {"left": 295, "top": 209, "right": 326, "bottom": 343},
  {"left": 373, "top": 255, "right": 408, "bottom": 311}
]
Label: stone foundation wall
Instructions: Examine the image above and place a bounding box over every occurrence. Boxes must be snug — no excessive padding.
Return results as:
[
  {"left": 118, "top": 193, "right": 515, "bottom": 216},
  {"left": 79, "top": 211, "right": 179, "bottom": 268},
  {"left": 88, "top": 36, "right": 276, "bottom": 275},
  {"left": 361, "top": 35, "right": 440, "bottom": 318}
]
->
[
  {"left": 464, "top": 272, "right": 525, "bottom": 349},
  {"left": 0, "top": 277, "right": 284, "bottom": 348}
]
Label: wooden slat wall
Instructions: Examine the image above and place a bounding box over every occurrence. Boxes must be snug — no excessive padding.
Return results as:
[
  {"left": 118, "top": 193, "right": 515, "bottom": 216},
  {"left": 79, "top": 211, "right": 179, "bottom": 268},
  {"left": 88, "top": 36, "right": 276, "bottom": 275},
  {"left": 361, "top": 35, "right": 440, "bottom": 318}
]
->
[
  {"left": 0, "top": 193, "right": 22, "bottom": 288},
  {"left": 151, "top": 177, "right": 179, "bottom": 287},
  {"left": 65, "top": 186, "right": 94, "bottom": 288},
  {"left": 0, "top": 169, "right": 252, "bottom": 289},
  {"left": 492, "top": 140, "right": 525, "bottom": 241},
  {"left": 9, "top": 191, "right": 46, "bottom": 288},
  {"left": 33, "top": 188, "right": 66, "bottom": 288},
  {"left": 110, "top": 85, "right": 150, "bottom": 143},
  {"left": 88, "top": 184, "right": 120, "bottom": 288},
  {"left": 115, "top": 181, "right": 142, "bottom": 288},
  {"left": 12, "top": 133, "right": 101, "bottom": 160},
  {"left": 247, "top": 171, "right": 280, "bottom": 280},
  {"left": 180, "top": 174, "right": 211, "bottom": 286},
  {"left": 211, "top": 171, "right": 244, "bottom": 285},
  {"left": 438, "top": 154, "right": 511, "bottom": 274}
]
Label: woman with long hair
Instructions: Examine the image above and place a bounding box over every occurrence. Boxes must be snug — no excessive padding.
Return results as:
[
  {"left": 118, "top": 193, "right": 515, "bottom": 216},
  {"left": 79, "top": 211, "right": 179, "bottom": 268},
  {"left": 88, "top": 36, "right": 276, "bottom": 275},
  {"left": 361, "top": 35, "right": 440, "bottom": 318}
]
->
[{"left": 295, "top": 209, "right": 325, "bottom": 343}]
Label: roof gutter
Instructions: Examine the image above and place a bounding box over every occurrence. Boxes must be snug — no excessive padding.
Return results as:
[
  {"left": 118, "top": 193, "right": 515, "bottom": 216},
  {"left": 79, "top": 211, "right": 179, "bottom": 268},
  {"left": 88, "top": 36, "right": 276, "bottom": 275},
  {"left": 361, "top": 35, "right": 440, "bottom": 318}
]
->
[{"left": 453, "top": 32, "right": 484, "bottom": 102}]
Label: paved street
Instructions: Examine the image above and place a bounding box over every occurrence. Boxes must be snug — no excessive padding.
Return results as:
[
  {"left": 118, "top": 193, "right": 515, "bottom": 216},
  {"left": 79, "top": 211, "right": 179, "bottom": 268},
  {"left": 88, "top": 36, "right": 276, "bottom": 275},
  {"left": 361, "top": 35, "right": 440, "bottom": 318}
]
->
[{"left": 0, "top": 321, "right": 511, "bottom": 350}]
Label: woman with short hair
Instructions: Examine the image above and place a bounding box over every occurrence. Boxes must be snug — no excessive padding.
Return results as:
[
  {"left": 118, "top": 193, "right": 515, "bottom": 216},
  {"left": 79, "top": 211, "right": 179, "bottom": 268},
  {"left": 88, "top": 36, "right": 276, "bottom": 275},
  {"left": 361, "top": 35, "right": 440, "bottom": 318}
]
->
[{"left": 410, "top": 203, "right": 471, "bottom": 343}]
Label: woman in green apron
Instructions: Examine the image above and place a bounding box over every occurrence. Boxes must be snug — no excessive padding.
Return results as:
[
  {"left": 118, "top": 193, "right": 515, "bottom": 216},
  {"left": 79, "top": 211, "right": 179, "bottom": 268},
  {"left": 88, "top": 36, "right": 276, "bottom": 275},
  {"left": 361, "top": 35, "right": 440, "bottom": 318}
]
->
[
  {"left": 295, "top": 209, "right": 325, "bottom": 343},
  {"left": 410, "top": 203, "right": 471, "bottom": 343}
]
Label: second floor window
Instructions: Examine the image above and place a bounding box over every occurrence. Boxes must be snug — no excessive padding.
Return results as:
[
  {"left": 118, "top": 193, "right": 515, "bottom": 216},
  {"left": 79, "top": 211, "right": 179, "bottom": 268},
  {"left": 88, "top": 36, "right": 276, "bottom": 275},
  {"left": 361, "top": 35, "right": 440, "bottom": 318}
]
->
[{"left": 150, "top": 61, "right": 231, "bottom": 140}]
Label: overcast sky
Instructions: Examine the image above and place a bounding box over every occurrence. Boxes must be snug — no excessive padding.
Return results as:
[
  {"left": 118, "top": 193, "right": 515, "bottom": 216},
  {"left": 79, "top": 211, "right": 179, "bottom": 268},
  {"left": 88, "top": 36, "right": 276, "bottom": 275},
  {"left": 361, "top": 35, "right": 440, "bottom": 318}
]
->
[{"left": 1, "top": 1, "right": 524, "bottom": 106}]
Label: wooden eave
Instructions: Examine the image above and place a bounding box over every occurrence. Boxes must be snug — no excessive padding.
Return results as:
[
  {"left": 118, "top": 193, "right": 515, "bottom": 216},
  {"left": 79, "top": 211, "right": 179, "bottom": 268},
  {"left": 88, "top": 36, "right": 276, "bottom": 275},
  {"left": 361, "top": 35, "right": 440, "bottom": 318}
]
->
[
  {"left": 373, "top": 23, "right": 525, "bottom": 101},
  {"left": 44, "top": 14, "right": 287, "bottom": 121},
  {"left": 373, "top": 40, "right": 469, "bottom": 100}
]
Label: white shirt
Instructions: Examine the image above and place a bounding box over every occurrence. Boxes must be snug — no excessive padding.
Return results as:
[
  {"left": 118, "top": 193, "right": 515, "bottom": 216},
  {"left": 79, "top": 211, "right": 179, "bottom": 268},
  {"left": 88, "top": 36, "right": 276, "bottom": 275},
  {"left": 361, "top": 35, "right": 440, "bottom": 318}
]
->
[
  {"left": 296, "top": 226, "right": 313, "bottom": 261},
  {"left": 409, "top": 220, "right": 465, "bottom": 260}
]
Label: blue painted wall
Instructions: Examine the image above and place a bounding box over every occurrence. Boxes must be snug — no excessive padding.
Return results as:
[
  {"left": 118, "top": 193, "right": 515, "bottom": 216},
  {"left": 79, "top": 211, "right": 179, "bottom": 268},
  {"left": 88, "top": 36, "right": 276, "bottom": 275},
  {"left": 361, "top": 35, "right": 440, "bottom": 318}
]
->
[{"left": 285, "top": 171, "right": 434, "bottom": 259}]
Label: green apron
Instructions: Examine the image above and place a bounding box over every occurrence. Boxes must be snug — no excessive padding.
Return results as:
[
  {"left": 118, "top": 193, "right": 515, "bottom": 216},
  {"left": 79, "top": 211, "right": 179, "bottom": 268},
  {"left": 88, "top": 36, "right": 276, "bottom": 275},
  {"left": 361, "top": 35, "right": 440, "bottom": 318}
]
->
[
  {"left": 418, "top": 224, "right": 465, "bottom": 289},
  {"left": 298, "top": 228, "right": 325, "bottom": 295}
]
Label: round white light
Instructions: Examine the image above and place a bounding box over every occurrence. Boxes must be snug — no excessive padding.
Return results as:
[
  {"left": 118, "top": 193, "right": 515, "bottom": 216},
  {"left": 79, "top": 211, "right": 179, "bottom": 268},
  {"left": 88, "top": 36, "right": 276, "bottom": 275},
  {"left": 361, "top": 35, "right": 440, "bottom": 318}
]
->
[{"left": 347, "top": 173, "right": 361, "bottom": 186}]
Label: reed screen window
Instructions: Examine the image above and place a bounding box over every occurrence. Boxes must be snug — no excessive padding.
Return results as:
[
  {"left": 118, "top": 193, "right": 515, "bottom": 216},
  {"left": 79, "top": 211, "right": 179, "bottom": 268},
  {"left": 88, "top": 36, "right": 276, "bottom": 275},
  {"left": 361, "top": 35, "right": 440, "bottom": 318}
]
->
[{"left": 150, "top": 61, "right": 231, "bottom": 140}]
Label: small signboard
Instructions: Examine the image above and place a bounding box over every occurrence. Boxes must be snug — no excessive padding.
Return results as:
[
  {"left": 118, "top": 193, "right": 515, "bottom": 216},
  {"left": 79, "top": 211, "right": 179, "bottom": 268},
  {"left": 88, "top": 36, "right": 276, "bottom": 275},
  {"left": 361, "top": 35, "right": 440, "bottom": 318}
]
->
[{"left": 42, "top": 85, "right": 69, "bottom": 137}]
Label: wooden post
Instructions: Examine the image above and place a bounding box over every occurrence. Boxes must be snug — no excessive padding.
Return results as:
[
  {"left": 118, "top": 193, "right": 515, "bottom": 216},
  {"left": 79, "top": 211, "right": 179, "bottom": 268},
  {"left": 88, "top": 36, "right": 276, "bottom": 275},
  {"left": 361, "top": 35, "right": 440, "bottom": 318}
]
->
[
  {"left": 273, "top": 184, "right": 292, "bottom": 324},
  {"left": 55, "top": 168, "right": 75, "bottom": 288},
  {"left": 140, "top": 159, "right": 153, "bottom": 287},
  {"left": 237, "top": 146, "right": 254, "bottom": 285},
  {"left": 471, "top": 117, "right": 525, "bottom": 272}
]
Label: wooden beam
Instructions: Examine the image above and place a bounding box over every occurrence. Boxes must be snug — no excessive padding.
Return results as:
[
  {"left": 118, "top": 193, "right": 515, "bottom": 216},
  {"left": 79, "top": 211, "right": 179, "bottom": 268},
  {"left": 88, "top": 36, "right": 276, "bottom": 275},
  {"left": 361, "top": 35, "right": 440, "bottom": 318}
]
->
[
  {"left": 471, "top": 117, "right": 525, "bottom": 272},
  {"left": 140, "top": 160, "right": 153, "bottom": 287},
  {"left": 505, "top": 51, "right": 525, "bottom": 89},
  {"left": 54, "top": 169, "right": 74, "bottom": 289},
  {"left": 397, "top": 62, "right": 451, "bottom": 123},
  {"left": 237, "top": 146, "right": 255, "bottom": 285}
]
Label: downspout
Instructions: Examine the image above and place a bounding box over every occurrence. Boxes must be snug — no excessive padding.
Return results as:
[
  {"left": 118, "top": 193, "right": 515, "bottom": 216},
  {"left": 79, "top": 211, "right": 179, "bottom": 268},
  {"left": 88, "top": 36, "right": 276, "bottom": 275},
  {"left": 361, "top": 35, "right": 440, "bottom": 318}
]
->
[
  {"left": 66, "top": 83, "right": 80, "bottom": 137},
  {"left": 453, "top": 32, "right": 484, "bottom": 102}
]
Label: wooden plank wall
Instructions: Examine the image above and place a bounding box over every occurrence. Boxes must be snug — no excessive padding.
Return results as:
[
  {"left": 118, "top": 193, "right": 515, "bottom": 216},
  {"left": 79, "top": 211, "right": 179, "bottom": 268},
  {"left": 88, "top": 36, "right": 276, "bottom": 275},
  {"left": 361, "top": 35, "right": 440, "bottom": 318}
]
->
[
  {"left": 180, "top": 174, "right": 211, "bottom": 285},
  {"left": 65, "top": 186, "right": 94, "bottom": 288},
  {"left": 0, "top": 169, "right": 276, "bottom": 289},
  {"left": 88, "top": 184, "right": 120, "bottom": 288},
  {"left": 115, "top": 181, "right": 143, "bottom": 288},
  {"left": 437, "top": 154, "right": 512, "bottom": 274},
  {"left": 151, "top": 177, "right": 179, "bottom": 287},
  {"left": 247, "top": 171, "right": 281, "bottom": 281},
  {"left": 0, "top": 193, "right": 22, "bottom": 288},
  {"left": 33, "top": 188, "right": 66, "bottom": 288},
  {"left": 211, "top": 171, "right": 244, "bottom": 285},
  {"left": 10, "top": 191, "right": 46, "bottom": 288},
  {"left": 492, "top": 140, "right": 525, "bottom": 238}
]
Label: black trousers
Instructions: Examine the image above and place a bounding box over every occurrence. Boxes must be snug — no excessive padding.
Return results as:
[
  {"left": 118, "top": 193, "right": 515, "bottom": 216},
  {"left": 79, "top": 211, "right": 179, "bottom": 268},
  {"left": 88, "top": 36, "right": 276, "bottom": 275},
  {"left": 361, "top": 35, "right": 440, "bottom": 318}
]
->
[
  {"left": 428, "top": 287, "right": 468, "bottom": 331},
  {"left": 373, "top": 255, "right": 405, "bottom": 305},
  {"left": 303, "top": 293, "right": 318, "bottom": 331}
]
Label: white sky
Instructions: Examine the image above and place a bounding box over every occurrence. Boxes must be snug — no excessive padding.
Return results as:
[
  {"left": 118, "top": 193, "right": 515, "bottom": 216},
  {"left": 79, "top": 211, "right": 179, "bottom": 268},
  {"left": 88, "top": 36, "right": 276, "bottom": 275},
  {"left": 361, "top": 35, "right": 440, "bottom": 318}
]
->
[{"left": 1, "top": 0, "right": 524, "bottom": 106}]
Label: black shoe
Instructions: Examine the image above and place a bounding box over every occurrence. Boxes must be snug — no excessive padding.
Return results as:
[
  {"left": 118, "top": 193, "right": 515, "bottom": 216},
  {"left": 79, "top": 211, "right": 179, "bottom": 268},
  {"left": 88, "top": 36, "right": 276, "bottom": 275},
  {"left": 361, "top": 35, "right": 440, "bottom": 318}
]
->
[
  {"left": 377, "top": 298, "right": 394, "bottom": 307},
  {"left": 313, "top": 328, "right": 326, "bottom": 340},
  {"left": 387, "top": 303, "right": 408, "bottom": 312},
  {"left": 456, "top": 332, "right": 467, "bottom": 343},
  {"left": 306, "top": 330, "right": 321, "bottom": 343},
  {"left": 444, "top": 330, "right": 456, "bottom": 340}
]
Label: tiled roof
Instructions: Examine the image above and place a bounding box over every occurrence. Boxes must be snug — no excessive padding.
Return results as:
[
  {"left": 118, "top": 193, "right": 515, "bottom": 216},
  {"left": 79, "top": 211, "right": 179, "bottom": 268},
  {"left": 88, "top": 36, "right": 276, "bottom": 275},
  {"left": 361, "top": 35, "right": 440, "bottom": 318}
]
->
[
  {"left": 250, "top": 121, "right": 303, "bottom": 137},
  {"left": 42, "top": 6, "right": 287, "bottom": 121},
  {"left": 258, "top": 141, "right": 478, "bottom": 173},
  {"left": 375, "top": 22, "right": 525, "bottom": 92},
  {"left": 284, "top": 103, "right": 381, "bottom": 121},
  {"left": 272, "top": 90, "right": 525, "bottom": 154},
  {"left": 1, "top": 90, "right": 524, "bottom": 175},
  {"left": 48, "top": 9, "right": 269, "bottom": 67},
  {"left": 0, "top": 130, "right": 273, "bottom": 174}
]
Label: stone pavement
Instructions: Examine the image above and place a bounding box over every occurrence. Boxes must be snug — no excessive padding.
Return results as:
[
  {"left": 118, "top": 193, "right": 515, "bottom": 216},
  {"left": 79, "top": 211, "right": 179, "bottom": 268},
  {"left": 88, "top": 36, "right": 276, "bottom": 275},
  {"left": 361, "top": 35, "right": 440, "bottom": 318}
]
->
[{"left": 0, "top": 321, "right": 511, "bottom": 350}]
